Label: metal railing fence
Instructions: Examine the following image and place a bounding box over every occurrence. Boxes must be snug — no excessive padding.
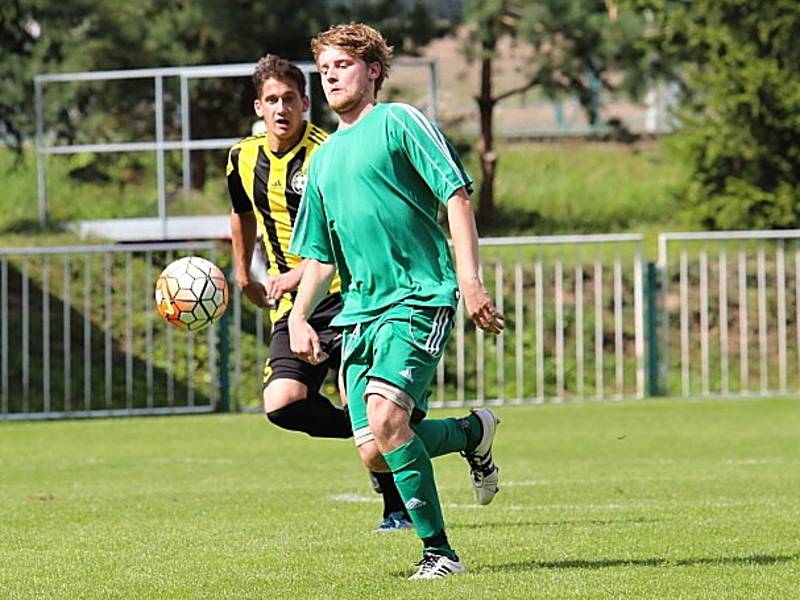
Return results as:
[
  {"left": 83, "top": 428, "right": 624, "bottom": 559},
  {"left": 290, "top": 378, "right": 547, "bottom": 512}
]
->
[
  {"left": 658, "top": 230, "right": 800, "bottom": 398},
  {"left": 430, "top": 234, "right": 645, "bottom": 407},
  {"left": 2, "top": 235, "right": 646, "bottom": 419},
  {"left": 0, "top": 242, "right": 222, "bottom": 420},
  {"left": 7, "top": 230, "right": 800, "bottom": 420}
]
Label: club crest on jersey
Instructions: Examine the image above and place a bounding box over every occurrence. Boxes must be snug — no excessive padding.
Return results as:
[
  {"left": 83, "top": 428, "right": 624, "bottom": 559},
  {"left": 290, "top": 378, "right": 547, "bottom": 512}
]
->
[{"left": 290, "top": 170, "right": 307, "bottom": 195}]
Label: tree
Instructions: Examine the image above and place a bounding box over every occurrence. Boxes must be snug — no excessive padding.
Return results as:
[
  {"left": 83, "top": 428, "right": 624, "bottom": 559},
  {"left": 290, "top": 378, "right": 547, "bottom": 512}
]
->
[
  {"left": 2, "top": 0, "right": 451, "bottom": 194},
  {"left": 627, "top": 0, "right": 800, "bottom": 229},
  {"left": 1, "top": 0, "right": 99, "bottom": 150},
  {"left": 462, "top": 0, "right": 649, "bottom": 228}
]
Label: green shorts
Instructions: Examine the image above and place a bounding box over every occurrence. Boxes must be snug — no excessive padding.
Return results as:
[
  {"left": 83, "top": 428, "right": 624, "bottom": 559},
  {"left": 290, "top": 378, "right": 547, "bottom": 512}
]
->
[{"left": 341, "top": 303, "right": 455, "bottom": 446}]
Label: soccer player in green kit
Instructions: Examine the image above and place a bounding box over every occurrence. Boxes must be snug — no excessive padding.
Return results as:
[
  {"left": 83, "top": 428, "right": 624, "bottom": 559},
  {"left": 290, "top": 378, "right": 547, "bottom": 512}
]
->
[{"left": 288, "top": 23, "right": 504, "bottom": 579}]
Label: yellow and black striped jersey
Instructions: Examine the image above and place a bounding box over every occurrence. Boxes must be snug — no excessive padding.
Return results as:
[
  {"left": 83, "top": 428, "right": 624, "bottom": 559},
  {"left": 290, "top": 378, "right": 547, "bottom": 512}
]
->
[{"left": 226, "top": 121, "right": 340, "bottom": 321}]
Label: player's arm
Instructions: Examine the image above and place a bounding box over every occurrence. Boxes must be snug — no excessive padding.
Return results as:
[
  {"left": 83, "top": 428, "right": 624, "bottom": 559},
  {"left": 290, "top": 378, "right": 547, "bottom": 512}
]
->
[
  {"left": 288, "top": 259, "right": 336, "bottom": 364},
  {"left": 227, "top": 147, "right": 272, "bottom": 309},
  {"left": 229, "top": 210, "right": 272, "bottom": 308},
  {"left": 447, "top": 187, "right": 504, "bottom": 334},
  {"left": 287, "top": 151, "right": 336, "bottom": 362},
  {"left": 263, "top": 258, "right": 308, "bottom": 301}
]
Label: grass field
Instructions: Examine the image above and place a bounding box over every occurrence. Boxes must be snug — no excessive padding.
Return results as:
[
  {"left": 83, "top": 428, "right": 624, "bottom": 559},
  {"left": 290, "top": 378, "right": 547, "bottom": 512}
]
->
[{"left": 2, "top": 397, "right": 799, "bottom": 599}]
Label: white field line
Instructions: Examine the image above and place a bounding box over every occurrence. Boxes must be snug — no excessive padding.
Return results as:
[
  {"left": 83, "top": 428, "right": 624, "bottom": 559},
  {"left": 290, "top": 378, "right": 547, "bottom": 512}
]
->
[
  {"left": 576, "top": 457, "right": 797, "bottom": 466},
  {"left": 0, "top": 455, "right": 237, "bottom": 467},
  {"left": 328, "top": 493, "right": 791, "bottom": 512},
  {"left": 147, "top": 456, "right": 235, "bottom": 464},
  {"left": 501, "top": 471, "right": 800, "bottom": 488},
  {"left": 329, "top": 493, "right": 528, "bottom": 510}
]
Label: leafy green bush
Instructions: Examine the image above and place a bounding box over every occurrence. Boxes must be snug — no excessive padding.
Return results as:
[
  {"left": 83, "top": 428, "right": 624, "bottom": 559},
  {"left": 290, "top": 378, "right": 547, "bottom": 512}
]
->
[{"left": 633, "top": 1, "right": 800, "bottom": 229}]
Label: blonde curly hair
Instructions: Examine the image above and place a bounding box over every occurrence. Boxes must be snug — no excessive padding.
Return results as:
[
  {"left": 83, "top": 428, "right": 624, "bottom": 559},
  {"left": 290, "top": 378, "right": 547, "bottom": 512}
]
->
[{"left": 311, "top": 23, "right": 394, "bottom": 95}]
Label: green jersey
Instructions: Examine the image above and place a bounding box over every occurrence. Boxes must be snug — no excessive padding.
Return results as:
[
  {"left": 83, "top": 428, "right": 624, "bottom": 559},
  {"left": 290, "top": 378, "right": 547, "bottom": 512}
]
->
[{"left": 290, "top": 102, "right": 473, "bottom": 327}]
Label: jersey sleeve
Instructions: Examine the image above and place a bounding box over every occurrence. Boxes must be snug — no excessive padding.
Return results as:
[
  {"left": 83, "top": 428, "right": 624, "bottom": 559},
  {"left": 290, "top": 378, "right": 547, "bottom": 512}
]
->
[
  {"left": 289, "top": 156, "right": 335, "bottom": 264},
  {"left": 388, "top": 103, "right": 474, "bottom": 204},
  {"left": 226, "top": 146, "right": 253, "bottom": 214}
]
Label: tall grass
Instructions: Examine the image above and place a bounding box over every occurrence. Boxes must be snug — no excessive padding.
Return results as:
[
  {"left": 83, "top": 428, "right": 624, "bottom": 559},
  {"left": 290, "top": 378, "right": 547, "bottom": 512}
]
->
[
  {"left": 0, "top": 147, "right": 230, "bottom": 237},
  {"left": 1, "top": 140, "right": 687, "bottom": 243},
  {"left": 466, "top": 141, "right": 687, "bottom": 235}
]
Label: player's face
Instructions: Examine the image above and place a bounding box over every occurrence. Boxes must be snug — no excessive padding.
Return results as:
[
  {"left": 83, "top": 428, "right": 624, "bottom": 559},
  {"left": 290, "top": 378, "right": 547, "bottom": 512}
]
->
[
  {"left": 316, "top": 46, "right": 380, "bottom": 116},
  {"left": 254, "top": 77, "right": 309, "bottom": 142}
]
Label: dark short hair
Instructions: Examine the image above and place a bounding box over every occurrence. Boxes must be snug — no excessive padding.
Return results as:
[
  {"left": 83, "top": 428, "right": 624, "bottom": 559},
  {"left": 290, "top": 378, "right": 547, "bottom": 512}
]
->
[{"left": 252, "top": 54, "right": 306, "bottom": 97}]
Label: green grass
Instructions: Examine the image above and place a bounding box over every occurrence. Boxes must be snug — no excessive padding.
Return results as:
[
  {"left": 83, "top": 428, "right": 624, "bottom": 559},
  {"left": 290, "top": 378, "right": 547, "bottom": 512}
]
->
[
  {"left": 0, "top": 147, "right": 230, "bottom": 237},
  {"left": 1, "top": 140, "right": 687, "bottom": 247},
  {"left": 2, "top": 397, "right": 799, "bottom": 599},
  {"left": 473, "top": 140, "right": 688, "bottom": 237}
]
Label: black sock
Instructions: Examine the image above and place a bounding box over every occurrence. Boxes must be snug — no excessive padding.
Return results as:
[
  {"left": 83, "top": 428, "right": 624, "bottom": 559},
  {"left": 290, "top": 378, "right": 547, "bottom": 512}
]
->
[
  {"left": 265, "top": 393, "right": 352, "bottom": 438},
  {"left": 422, "top": 530, "right": 449, "bottom": 551},
  {"left": 372, "top": 471, "right": 408, "bottom": 518}
]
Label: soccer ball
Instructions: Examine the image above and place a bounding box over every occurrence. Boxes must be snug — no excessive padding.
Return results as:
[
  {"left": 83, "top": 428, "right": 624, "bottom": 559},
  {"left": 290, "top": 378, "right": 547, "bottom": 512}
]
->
[{"left": 154, "top": 256, "right": 228, "bottom": 331}]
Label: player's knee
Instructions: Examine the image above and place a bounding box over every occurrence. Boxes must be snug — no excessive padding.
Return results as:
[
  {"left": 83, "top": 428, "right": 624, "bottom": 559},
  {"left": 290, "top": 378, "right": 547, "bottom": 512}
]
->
[
  {"left": 368, "top": 417, "right": 394, "bottom": 447},
  {"left": 262, "top": 382, "right": 305, "bottom": 412},
  {"left": 358, "top": 442, "right": 389, "bottom": 472},
  {"left": 367, "top": 398, "right": 413, "bottom": 450}
]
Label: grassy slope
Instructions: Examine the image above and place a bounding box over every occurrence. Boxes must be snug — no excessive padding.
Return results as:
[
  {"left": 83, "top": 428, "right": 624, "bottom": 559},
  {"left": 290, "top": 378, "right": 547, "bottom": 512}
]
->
[
  {"left": 1, "top": 140, "right": 686, "bottom": 250},
  {"left": 486, "top": 141, "right": 686, "bottom": 236},
  {"left": 1, "top": 396, "right": 798, "bottom": 599},
  {"left": 0, "top": 147, "right": 230, "bottom": 241}
]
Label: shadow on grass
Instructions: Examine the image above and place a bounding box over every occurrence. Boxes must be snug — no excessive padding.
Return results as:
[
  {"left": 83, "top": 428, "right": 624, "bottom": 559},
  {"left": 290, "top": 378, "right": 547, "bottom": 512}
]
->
[
  {"left": 475, "top": 202, "right": 640, "bottom": 237},
  {"left": 0, "top": 218, "right": 64, "bottom": 235},
  {"left": 472, "top": 552, "right": 800, "bottom": 574},
  {"left": 476, "top": 205, "right": 554, "bottom": 237}
]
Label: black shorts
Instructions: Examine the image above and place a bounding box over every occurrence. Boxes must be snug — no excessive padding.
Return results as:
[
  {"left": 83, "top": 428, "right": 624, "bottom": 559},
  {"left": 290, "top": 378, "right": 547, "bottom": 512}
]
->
[{"left": 263, "top": 293, "right": 343, "bottom": 393}]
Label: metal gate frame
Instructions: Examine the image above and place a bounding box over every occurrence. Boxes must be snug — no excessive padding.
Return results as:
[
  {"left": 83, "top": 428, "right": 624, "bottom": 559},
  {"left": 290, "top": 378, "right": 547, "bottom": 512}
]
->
[{"left": 34, "top": 59, "right": 439, "bottom": 233}]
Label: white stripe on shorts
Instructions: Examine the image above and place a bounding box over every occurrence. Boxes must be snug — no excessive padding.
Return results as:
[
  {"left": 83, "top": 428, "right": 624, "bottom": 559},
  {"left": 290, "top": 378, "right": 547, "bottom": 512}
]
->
[{"left": 425, "top": 307, "right": 449, "bottom": 354}]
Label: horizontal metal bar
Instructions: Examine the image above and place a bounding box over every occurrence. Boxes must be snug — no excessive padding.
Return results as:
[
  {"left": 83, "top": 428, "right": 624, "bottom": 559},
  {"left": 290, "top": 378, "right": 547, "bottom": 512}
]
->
[
  {"left": 0, "top": 405, "right": 215, "bottom": 421},
  {"left": 0, "top": 241, "right": 216, "bottom": 256},
  {"left": 35, "top": 62, "right": 314, "bottom": 83},
  {"left": 41, "top": 138, "right": 241, "bottom": 155},
  {"left": 477, "top": 233, "right": 643, "bottom": 246},
  {"left": 661, "top": 229, "right": 800, "bottom": 242},
  {"left": 180, "top": 63, "right": 315, "bottom": 79},
  {"left": 35, "top": 58, "right": 431, "bottom": 83}
]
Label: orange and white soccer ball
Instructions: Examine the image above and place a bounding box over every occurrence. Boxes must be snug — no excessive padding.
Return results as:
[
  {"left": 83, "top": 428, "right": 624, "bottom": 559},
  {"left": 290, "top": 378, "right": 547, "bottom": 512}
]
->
[{"left": 154, "top": 256, "right": 228, "bottom": 331}]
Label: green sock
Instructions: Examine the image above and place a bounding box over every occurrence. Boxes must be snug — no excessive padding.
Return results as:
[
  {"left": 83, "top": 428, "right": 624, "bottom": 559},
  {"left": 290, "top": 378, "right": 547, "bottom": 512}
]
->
[
  {"left": 412, "top": 417, "right": 468, "bottom": 458},
  {"left": 382, "top": 436, "right": 452, "bottom": 552}
]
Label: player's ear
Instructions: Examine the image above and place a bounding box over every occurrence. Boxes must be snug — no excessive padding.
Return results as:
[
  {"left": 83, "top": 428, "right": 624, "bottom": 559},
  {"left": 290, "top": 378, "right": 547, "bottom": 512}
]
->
[
  {"left": 302, "top": 95, "right": 310, "bottom": 113},
  {"left": 367, "top": 61, "right": 381, "bottom": 82},
  {"left": 254, "top": 99, "right": 264, "bottom": 118}
]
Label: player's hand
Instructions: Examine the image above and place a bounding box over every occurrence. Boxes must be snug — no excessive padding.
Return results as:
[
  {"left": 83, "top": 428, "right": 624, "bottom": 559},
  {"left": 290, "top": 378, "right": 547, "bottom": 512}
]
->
[
  {"left": 461, "top": 278, "right": 504, "bottom": 334},
  {"left": 288, "top": 316, "right": 328, "bottom": 365},
  {"left": 264, "top": 272, "right": 300, "bottom": 304},
  {"left": 239, "top": 279, "right": 277, "bottom": 309}
]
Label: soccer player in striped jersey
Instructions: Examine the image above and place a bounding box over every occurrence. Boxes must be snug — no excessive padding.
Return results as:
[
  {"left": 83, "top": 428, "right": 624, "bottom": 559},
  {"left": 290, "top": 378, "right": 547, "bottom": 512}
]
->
[
  {"left": 288, "top": 26, "right": 504, "bottom": 579},
  {"left": 226, "top": 54, "right": 411, "bottom": 532}
]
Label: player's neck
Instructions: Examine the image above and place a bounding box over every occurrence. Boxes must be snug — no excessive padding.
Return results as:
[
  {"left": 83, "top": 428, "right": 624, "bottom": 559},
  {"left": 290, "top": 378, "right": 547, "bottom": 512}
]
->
[
  {"left": 267, "top": 122, "right": 306, "bottom": 154},
  {"left": 337, "top": 100, "right": 377, "bottom": 130}
]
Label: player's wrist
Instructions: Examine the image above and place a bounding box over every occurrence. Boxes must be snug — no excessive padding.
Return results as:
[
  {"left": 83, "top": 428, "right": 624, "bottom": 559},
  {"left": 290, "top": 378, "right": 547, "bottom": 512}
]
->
[
  {"left": 458, "top": 274, "right": 482, "bottom": 288},
  {"left": 287, "top": 310, "right": 309, "bottom": 325},
  {"left": 236, "top": 276, "right": 257, "bottom": 290}
]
